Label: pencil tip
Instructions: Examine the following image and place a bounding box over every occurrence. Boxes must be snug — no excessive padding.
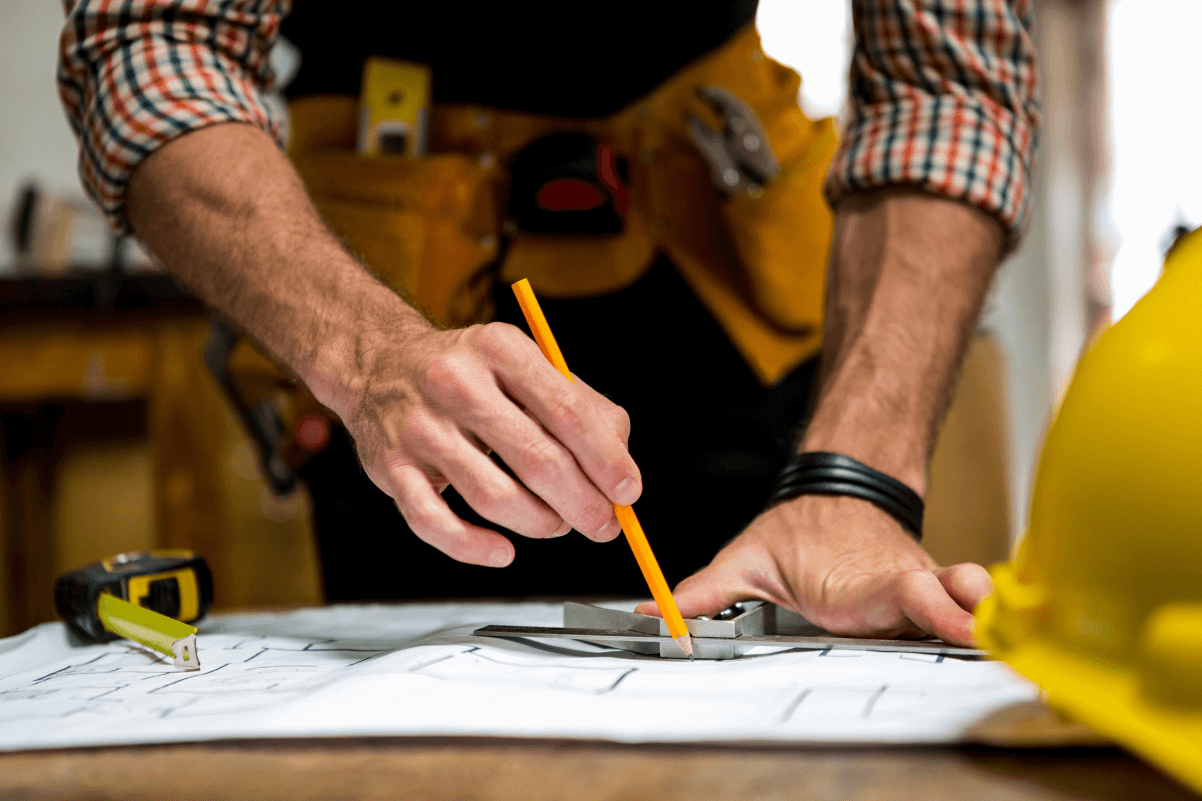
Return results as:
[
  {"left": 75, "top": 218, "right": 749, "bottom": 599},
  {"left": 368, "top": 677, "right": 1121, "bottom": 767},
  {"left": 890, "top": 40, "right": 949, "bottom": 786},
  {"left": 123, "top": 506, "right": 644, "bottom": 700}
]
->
[{"left": 676, "top": 632, "right": 695, "bottom": 660}]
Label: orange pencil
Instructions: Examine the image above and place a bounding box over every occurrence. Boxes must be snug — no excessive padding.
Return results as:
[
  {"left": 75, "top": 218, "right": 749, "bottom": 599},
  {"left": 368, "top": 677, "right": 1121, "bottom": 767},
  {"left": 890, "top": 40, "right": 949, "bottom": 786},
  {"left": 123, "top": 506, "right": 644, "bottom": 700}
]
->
[{"left": 511, "top": 278, "right": 695, "bottom": 659}]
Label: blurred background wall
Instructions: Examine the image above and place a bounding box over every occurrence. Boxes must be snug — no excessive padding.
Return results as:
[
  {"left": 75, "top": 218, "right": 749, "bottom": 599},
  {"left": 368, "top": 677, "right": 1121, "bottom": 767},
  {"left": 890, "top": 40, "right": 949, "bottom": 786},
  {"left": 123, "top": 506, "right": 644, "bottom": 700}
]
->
[
  {"left": 0, "top": 0, "right": 1190, "bottom": 636},
  {"left": 1, "top": 1, "right": 104, "bottom": 269}
]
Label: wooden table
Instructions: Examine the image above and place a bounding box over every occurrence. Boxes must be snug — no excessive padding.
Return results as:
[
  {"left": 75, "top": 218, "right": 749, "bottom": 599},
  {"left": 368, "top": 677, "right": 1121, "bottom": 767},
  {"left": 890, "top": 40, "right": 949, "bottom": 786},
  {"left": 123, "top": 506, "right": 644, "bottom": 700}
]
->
[{"left": 0, "top": 738, "right": 1195, "bottom": 800}]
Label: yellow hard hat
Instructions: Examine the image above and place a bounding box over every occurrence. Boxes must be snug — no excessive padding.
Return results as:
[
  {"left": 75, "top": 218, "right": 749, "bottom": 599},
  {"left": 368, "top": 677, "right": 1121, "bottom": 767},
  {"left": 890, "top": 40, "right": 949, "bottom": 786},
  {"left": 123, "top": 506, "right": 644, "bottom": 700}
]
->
[{"left": 975, "top": 226, "right": 1202, "bottom": 792}]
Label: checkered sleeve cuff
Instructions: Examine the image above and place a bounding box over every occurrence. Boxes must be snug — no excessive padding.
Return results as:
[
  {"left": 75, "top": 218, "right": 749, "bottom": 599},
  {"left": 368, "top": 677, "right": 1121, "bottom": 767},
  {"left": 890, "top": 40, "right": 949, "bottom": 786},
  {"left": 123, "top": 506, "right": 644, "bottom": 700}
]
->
[
  {"left": 58, "top": 1, "right": 290, "bottom": 234},
  {"left": 825, "top": 0, "right": 1041, "bottom": 250}
]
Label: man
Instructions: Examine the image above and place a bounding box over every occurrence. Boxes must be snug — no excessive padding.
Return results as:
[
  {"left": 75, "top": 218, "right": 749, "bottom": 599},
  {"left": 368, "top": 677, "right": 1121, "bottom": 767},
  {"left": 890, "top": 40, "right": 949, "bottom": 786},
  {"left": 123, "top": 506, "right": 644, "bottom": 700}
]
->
[{"left": 58, "top": 2, "right": 1039, "bottom": 647}]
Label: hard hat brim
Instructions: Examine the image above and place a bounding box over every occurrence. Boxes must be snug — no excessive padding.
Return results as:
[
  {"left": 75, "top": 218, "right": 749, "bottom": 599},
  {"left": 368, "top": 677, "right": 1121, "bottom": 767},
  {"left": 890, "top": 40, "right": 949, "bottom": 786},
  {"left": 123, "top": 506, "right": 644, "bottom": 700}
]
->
[{"left": 977, "top": 574, "right": 1202, "bottom": 794}]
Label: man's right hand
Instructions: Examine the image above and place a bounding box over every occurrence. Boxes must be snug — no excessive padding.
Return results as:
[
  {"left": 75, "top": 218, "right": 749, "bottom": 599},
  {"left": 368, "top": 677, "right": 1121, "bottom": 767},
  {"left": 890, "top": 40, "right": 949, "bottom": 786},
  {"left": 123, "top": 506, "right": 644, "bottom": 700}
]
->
[
  {"left": 343, "top": 322, "right": 640, "bottom": 567},
  {"left": 125, "top": 123, "right": 640, "bottom": 567}
]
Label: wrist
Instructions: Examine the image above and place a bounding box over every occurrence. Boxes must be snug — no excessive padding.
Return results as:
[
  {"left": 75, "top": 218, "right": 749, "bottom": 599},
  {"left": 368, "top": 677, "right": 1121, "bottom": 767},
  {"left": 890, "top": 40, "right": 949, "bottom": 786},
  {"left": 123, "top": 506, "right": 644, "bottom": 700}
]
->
[
  {"left": 769, "top": 451, "right": 925, "bottom": 538},
  {"left": 297, "top": 263, "right": 435, "bottom": 423},
  {"left": 801, "top": 192, "right": 1004, "bottom": 496},
  {"left": 797, "top": 438, "right": 926, "bottom": 498},
  {"left": 800, "top": 371, "right": 929, "bottom": 496}
]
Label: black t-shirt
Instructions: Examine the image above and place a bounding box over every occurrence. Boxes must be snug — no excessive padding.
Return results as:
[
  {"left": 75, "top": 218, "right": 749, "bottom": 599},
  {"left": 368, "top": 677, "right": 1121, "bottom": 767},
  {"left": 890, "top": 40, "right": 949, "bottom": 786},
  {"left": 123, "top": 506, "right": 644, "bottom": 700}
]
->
[
  {"left": 281, "top": 2, "right": 827, "bottom": 600},
  {"left": 281, "top": 1, "right": 759, "bottom": 117}
]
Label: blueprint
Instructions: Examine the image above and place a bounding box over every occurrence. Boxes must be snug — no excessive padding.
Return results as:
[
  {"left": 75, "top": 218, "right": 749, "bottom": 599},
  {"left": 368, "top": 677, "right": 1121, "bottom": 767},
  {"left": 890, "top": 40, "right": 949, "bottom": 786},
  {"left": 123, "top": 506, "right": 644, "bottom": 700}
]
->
[{"left": 0, "top": 602, "right": 1038, "bottom": 751}]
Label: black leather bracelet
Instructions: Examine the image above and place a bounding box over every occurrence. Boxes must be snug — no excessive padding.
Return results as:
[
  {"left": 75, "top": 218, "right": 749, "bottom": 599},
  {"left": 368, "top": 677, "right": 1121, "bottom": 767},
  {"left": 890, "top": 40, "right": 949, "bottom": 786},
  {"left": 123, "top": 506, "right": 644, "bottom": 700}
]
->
[{"left": 767, "top": 451, "right": 924, "bottom": 540}]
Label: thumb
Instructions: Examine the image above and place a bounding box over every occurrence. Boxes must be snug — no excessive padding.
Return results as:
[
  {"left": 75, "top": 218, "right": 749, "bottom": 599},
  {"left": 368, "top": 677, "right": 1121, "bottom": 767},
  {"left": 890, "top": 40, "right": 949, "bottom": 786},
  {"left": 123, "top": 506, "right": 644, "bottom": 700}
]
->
[
  {"left": 634, "top": 562, "right": 750, "bottom": 620},
  {"left": 934, "top": 562, "right": 994, "bottom": 613}
]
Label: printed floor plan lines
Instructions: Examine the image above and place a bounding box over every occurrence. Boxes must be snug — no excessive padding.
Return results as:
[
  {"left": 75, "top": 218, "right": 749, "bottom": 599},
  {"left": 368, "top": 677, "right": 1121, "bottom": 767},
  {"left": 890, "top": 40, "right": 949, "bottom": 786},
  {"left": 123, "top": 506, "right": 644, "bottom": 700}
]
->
[{"left": 0, "top": 603, "right": 1039, "bottom": 751}]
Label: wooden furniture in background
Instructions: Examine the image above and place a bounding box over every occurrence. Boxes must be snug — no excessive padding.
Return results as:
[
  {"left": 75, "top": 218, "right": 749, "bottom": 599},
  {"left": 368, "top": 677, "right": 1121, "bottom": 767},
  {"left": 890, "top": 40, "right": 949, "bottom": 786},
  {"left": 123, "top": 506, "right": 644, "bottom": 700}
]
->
[{"left": 0, "top": 273, "right": 322, "bottom": 638}]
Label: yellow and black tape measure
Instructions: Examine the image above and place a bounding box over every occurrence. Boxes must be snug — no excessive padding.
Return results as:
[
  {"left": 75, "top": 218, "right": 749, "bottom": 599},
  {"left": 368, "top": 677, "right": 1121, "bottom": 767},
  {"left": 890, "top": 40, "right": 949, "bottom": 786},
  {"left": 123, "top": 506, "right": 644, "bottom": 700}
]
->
[{"left": 54, "top": 550, "right": 213, "bottom": 669}]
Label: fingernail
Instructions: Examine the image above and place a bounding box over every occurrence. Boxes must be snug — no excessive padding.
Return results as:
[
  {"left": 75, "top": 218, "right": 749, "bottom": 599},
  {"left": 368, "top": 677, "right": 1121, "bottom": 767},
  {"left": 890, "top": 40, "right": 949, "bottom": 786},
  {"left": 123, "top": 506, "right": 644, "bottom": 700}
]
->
[
  {"left": 599, "top": 516, "right": 622, "bottom": 542},
  {"left": 614, "top": 477, "right": 640, "bottom": 505},
  {"left": 489, "top": 547, "right": 512, "bottom": 567}
]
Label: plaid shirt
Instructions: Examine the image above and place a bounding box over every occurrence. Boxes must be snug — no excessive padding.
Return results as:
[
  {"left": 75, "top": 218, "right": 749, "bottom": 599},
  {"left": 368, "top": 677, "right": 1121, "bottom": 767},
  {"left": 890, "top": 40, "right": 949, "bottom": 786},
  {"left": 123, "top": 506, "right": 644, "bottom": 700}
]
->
[
  {"left": 826, "top": 0, "right": 1040, "bottom": 249},
  {"left": 58, "top": 1, "right": 1039, "bottom": 245}
]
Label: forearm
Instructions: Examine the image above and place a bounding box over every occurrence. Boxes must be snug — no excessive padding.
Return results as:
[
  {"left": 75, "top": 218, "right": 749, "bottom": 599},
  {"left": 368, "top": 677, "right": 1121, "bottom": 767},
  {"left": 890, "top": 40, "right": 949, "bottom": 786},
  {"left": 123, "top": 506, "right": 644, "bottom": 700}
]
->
[
  {"left": 126, "top": 121, "right": 641, "bottom": 557},
  {"left": 658, "top": 0, "right": 1035, "bottom": 640},
  {"left": 801, "top": 189, "right": 1004, "bottom": 494},
  {"left": 125, "top": 122, "right": 433, "bottom": 420},
  {"left": 655, "top": 189, "right": 1004, "bottom": 641}
]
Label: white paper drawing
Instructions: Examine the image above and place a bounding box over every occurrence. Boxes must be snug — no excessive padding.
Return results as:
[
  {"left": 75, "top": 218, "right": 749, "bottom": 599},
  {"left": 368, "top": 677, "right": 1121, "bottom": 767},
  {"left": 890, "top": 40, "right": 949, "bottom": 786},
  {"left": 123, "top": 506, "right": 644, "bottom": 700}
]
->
[{"left": 0, "top": 602, "right": 1038, "bottom": 751}]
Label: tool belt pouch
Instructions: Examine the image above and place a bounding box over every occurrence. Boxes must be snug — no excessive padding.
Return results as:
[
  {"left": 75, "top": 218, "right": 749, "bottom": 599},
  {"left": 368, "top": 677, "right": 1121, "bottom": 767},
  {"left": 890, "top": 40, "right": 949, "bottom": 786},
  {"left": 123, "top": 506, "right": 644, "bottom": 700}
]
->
[
  {"left": 710, "top": 75, "right": 839, "bottom": 335},
  {"left": 290, "top": 148, "right": 500, "bottom": 328},
  {"left": 221, "top": 27, "right": 842, "bottom": 474}
]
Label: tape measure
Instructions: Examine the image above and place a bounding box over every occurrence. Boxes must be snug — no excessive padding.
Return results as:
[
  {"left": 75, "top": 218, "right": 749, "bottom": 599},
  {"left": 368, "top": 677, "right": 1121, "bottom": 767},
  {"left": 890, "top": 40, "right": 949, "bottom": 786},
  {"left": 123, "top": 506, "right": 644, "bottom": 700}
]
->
[{"left": 54, "top": 550, "right": 213, "bottom": 670}]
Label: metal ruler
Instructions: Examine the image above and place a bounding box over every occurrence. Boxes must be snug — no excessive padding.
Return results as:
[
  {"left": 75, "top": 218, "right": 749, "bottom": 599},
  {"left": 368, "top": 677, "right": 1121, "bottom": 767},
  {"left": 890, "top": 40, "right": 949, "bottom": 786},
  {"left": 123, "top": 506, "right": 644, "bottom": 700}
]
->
[{"left": 473, "top": 601, "right": 985, "bottom": 660}]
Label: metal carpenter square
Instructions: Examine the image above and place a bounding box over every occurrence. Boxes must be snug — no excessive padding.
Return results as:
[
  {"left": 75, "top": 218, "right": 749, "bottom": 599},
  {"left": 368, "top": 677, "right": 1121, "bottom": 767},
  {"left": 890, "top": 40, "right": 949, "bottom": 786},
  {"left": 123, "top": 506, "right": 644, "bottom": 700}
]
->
[{"left": 472, "top": 625, "right": 985, "bottom": 658}]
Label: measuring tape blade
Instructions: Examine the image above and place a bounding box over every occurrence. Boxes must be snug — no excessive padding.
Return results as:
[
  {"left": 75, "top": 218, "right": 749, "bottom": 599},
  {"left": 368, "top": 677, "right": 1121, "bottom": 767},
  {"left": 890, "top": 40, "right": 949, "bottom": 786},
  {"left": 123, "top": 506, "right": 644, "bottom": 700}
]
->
[{"left": 98, "top": 593, "right": 200, "bottom": 670}]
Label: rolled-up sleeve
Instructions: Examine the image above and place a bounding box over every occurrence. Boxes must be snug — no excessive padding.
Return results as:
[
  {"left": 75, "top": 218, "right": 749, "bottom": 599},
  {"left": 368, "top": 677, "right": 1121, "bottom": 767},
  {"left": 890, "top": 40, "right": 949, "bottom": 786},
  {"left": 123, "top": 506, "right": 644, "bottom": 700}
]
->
[
  {"left": 825, "top": 0, "right": 1041, "bottom": 249},
  {"left": 58, "top": 0, "right": 290, "bottom": 233}
]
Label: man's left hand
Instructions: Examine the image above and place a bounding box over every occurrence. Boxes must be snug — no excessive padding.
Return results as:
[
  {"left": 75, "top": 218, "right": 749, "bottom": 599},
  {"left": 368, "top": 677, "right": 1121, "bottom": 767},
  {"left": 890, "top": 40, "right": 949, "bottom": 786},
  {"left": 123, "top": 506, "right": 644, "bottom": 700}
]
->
[
  {"left": 634, "top": 191, "right": 1004, "bottom": 649},
  {"left": 635, "top": 493, "right": 992, "bottom": 647}
]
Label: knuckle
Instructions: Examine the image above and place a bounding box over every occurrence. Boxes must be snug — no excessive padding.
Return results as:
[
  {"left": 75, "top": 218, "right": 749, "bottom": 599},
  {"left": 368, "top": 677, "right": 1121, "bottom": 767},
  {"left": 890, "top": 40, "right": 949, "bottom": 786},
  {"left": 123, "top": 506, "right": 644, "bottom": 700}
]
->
[
  {"left": 396, "top": 495, "right": 440, "bottom": 537},
  {"left": 471, "top": 478, "right": 514, "bottom": 519},
  {"left": 394, "top": 409, "right": 440, "bottom": 451},
  {"left": 947, "top": 562, "right": 994, "bottom": 593},
  {"left": 942, "top": 563, "right": 972, "bottom": 581},
  {"left": 376, "top": 452, "right": 411, "bottom": 482},
  {"left": 420, "top": 351, "right": 477, "bottom": 402},
  {"left": 400, "top": 502, "right": 474, "bottom": 562},
  {"left": 536, "top": 516, "right": 568, "bottom": 538},
  {"left": 896, "top": 569, "right": 938, "bottom": 598},
  {"left": 547, "top": 392, "right": 586, "bottom": 434},
  {"left": 476, "top": 322, "right": 520, "bottom": 358},
  {"left": 574, "top": 499, "right": 614, "bottom": 533},
  {"left": 520, "top": 510, "right": 562, "bottom": 539},
  {"left": 441, "top": 532, "right": 477, "bottom": 562},
  {"left": 517, "top": 437, "right": 567, "bottom": 480},
  {"left": 957, "top": 562, "right": 992, "bottom": 581},
  {"left": 608, "top": 405, "right": 631, "bottom": 441}
]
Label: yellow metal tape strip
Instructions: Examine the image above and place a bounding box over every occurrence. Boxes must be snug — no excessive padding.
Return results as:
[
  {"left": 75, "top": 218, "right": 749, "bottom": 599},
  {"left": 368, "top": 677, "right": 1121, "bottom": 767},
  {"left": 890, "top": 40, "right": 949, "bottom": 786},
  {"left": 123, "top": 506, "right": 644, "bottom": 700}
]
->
[{"left": 98, "top": 593, "right": 200, "bottom": 669}]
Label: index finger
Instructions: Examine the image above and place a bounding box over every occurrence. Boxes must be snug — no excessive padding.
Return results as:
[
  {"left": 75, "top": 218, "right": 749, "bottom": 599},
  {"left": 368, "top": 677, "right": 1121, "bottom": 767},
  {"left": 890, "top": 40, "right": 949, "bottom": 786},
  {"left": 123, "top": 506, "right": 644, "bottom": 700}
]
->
[
  {"left": 488, "top": 329, "right": 642, "bottom": 507},
  {"left": 894, "top": 570, "right": 978, "bottom": 647}
]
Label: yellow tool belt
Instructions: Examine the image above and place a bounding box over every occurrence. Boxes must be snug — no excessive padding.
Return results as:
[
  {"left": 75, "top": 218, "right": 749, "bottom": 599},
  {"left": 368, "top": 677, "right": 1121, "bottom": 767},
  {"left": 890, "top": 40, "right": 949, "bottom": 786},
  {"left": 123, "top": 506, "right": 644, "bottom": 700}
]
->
[{"left": 228, "top": 25, "right": 837, "bottom": 452}]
